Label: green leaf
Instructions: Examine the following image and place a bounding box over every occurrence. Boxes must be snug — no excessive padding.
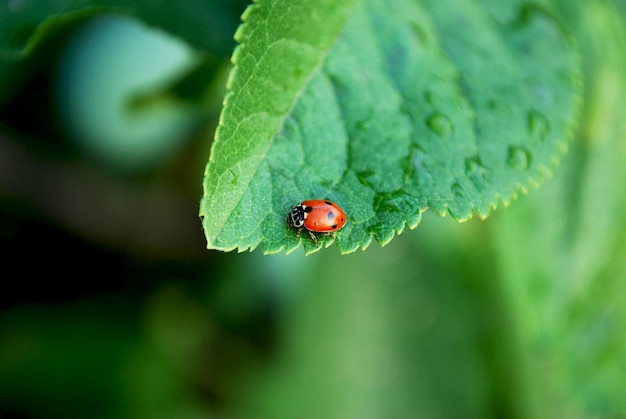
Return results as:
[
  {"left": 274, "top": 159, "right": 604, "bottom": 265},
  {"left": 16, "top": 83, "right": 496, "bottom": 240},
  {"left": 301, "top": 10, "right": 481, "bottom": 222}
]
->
[
  {"left": 200, "top": 0, "right": 582, "bottom": 254},
  {"left": 0, "top": 0, "right": 244, "bottom": 59},
  {"left": 0, "top": 0, "right": 247, "bottom": 106},
  {"left": 491, "top": 0, "right": 626, "bottom": 414}
]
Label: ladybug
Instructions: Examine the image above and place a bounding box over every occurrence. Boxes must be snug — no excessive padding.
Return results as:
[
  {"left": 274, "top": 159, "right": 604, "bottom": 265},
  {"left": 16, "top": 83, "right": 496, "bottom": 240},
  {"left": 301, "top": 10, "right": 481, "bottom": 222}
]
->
[{"left": 287, "top": 199, "right": 347, "bottom": 246}]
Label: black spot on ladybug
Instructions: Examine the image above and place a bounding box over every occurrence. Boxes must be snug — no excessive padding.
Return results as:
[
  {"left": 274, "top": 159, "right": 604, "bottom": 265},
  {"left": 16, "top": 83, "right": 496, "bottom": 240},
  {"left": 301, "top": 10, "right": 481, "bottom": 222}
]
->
[
  {"left": 324, "top": 200, "right": 332, "bottom": 205},
  {"left": 331, "top": 223, "right": 337, "bottom": 229},
  {"left": 304, "top": 206, "right": 313, "bottom": 213}
]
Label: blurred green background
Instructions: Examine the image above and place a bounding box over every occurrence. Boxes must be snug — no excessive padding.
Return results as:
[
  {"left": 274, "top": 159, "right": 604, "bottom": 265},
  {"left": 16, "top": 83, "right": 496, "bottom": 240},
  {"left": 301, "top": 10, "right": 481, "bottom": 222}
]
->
[{"left": 1, "top": 1, "right": 626, "bottom": 418}]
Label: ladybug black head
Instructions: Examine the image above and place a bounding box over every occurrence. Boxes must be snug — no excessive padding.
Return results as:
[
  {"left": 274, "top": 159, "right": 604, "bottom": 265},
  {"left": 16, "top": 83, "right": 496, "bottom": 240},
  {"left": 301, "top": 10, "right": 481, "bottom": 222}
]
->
[{"left": 287, "top": 204, "right": 305, "bottom": 228}]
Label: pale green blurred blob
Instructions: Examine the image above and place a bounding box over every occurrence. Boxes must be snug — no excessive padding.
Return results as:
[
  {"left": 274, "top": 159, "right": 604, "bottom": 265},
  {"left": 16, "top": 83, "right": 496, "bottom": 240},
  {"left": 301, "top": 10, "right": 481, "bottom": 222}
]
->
[{"left": 56, "top": 15, "right": 201, "bottom": 170}]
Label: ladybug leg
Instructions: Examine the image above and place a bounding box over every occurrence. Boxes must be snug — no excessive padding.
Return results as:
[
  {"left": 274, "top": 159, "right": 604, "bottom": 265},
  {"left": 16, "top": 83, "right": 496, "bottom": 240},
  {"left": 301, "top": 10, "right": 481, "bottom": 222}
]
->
[
  {"left": 308, "top": 230, "right": 318, "bottom": 246},
  {"left": 296, "top": 228, "right": 302, "bottom": 238}
]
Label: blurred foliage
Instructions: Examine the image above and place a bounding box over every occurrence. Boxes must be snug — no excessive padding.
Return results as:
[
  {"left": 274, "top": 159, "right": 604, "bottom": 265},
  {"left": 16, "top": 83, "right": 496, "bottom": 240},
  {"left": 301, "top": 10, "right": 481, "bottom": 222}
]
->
[{"left": 1, "top": 1, "right": 626, "bottom": 419}]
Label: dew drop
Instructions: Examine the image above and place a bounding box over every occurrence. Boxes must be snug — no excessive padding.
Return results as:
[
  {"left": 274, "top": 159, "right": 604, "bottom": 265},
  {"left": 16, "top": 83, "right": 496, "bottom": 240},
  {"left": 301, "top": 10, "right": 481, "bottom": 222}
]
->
[
  {"left": 356, "top": 170, "right": 375, "bottom": 187},
  {"left": 412, "top": 148, "right": 426, "bottom": 170},
  {"left": 424, "top": 90, "right": 439, "bottom": 106},
  {"left": 411, "top": 147, "right": 433, "bottom": 184},
  {"left": 465, "top": 158, "right": 486, "bottom": 178},
  {"left": 225, "top": 169, "right": 238, "bottom": 186},
  {"left": 487, "top": 99, "right": 512, "bottom": 117},
  {"left": 426, "top": 112, "right": 453, "bottom": 136},
  {"left": 465, "top": 157, "right": 493, "bottom": 188},
  {"left": 452, "top": 182, "right": 466, "bottom": 198},
  {"left": 528, "top": 110, "right": 550, "bottom": 141},
  {"left": 507, "top": 146, "right": 532, "bottom": 170},
  {"left": 410, "top": 22, "right": 429, "bottom": 46},
  {"left": 355, "top": 119, "right": 367, "bottom": 132}
]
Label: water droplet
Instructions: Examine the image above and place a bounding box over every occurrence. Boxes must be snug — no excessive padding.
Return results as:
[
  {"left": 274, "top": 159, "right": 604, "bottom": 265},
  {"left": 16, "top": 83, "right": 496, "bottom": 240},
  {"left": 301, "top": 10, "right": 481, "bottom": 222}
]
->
[
  {"left": 465, "top": 157, "right": 493, "bottom": 189},
  {"left": 528, "top": 110, "right": 550, "bottom": 141},
  {"left": 507, "top": 146, "right": 532, "bottom": 170},
  {"left": 452, "top": 182, "right": 466, "bottom": 198},
  {"left": 410, "top": 147, "right": 433, "bottom": 184},
  {"left": 487, "top": 99, "right": 512, "bottom": 117},
  {"left": 355, "top": 118, "right": 371, "bottom": 133},
  {"left": 412, "top": 147, "right": 426, "bottom": 169},
  {"left": 426, "top": 112, "right": 453, "bottom": 136},
  {"left": 356, "top": 170, "right": 375, "bottom": 187},
  {"left": 424, "top": 90, "right": 439, "bottom": 106},
  {"left": 410, "top": 22, "right": 429, "bottom": 46},
  {"left": 465, "top": 157, "right": 492, "bottom": 180},
  {"left": 225, "top": 169, "right": 237, "bottom": 186}
]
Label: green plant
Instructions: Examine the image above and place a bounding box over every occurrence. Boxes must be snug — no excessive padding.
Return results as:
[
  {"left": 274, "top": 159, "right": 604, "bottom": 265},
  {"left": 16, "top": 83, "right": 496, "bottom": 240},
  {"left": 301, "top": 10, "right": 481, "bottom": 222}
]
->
[{"left": 2, "top": 0, "right": 626, "bottom": 418}]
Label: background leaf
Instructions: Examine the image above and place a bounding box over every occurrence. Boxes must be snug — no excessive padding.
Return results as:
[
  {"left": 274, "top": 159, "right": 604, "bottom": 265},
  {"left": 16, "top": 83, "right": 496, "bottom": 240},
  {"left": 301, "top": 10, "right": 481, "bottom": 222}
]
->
[
  {"left": 0, "top": 0, "right": 245, "bottom": 58},
  {"left": 490, "top": 0, "right": 626, "bottom": 414},
  {"left": 200, "top": 0, "right": 582, "bottom": 254},
  {"left": 0, "top": 0, "right": 249, "bottom": 108}
]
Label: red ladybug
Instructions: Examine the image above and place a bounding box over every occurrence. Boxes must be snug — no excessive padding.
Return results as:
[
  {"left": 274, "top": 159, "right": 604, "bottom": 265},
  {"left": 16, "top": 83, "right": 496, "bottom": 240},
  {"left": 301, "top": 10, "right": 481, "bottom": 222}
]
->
[{"left": 287, "top": 199, "right": 347, "bottom": 246}]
